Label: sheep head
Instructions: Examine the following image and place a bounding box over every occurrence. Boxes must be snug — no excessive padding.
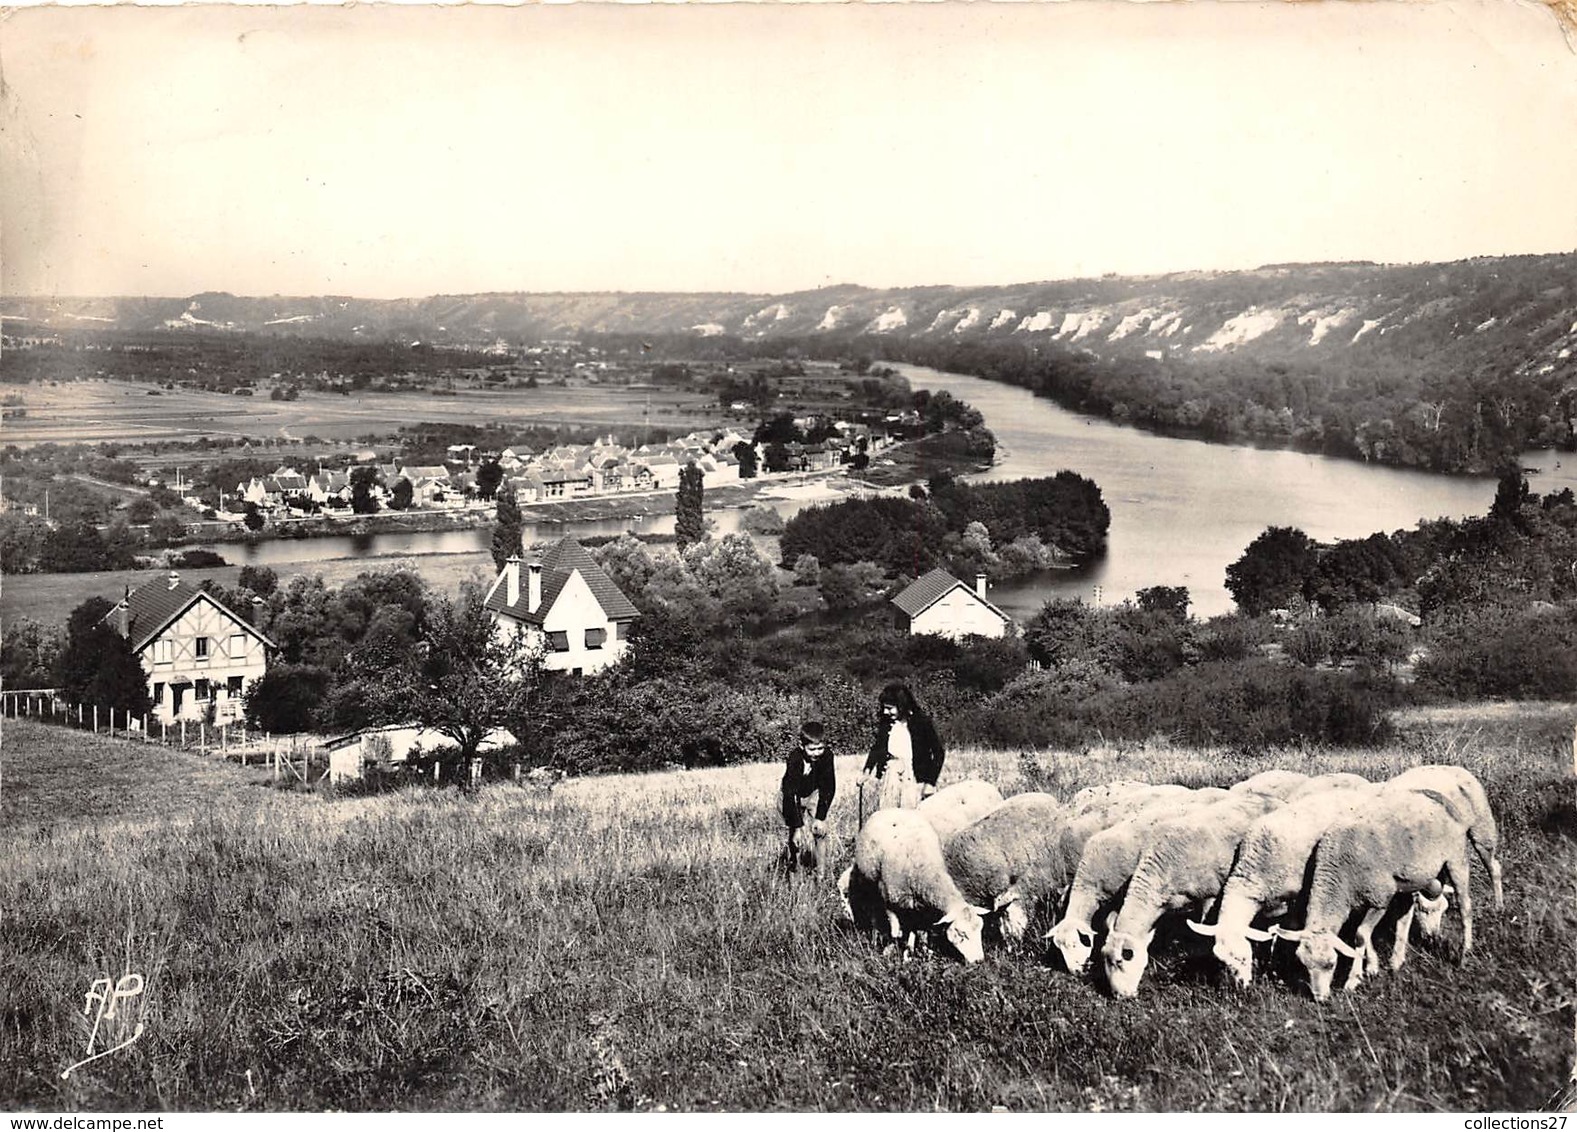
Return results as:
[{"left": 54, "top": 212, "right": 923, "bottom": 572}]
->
[
  {"left": 937, "top": 904, "right": 988, "bottom": 964},
  {"left": 1414, "top": 886, "right": 1452, "bottom": 937},
  {"left": 1045, "top": 918, "right": 1096, "bottom": 973},
  {"left": 1186, "top": 920, "right": 1274, "bottom": 989},
  {"left": 1101, "top": 928, "right": 1156, "bottom": 999},
  {"left": 1274, "top": 927, "right": 1364, "bottom": 1002}
]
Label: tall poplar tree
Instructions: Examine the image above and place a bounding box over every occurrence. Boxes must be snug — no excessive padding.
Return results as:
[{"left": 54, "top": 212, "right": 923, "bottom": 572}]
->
[
  {"left": 492, "top": 489, "right": 524, "bottom": 571},
  {"left": 675, "top": 461, "right": 705, "bottom": 552}
]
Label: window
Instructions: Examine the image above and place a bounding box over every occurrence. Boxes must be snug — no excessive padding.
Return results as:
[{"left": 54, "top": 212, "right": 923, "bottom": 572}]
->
[
  {"left": 195, "top": 679, "right": 210, "bottom": 701},
  {"left": 153, "top": 683, "right": 164, "bottom": 705},
  {"left": 584, "top": 628, "right": 606, "bottom": 650},
  {"left": 229, "top": 634, "right": 247, "bottom": 658},
  {"left": 194, "top": 637, "right": 209, "bottom": 660},
  {"left": 155, "top": 640, "right": 173, "bottom": 664},
  {"left": 546, "top": 630, "right": 570, "bottom": 652},
  {"left": 227, "top": 676, "right": 244, "bottom": 698},
  {"left": 615, "top": 621, "right": 630, "bottom": 641}
]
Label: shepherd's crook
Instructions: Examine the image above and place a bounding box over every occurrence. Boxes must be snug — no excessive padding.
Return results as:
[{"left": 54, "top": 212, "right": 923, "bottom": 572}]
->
[{"left": 857, "top": 780, "right": 866, "bottom": 829}]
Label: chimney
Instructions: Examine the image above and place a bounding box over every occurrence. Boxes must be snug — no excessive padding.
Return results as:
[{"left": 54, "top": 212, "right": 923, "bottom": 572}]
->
[
  {"left": 528, "top": 560, "right": 542, "bottom": 613},
  {"left": 975, "top": 573, "right": 988, "bottom": 599},
  {"left": 168, "top": 570, "right": 180, "bottom": 591},
  {"left": 505, "top": 555, "right": 522, "bottom": 606},
  {"left": 251, "top": 596, "right": 264, "bottom": 628},
  {"left": 117, "top": 588, "right": 130, "bottom": 639}
]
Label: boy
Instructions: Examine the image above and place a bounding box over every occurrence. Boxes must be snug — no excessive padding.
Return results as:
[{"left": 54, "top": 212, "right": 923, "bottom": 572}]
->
[{"left": 781, "top": 720, "right": 836, "bottom": 873}]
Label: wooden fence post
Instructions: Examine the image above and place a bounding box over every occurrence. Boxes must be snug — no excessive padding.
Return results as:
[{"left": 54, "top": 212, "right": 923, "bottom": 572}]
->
[
  {"left": 93, "top": 705, "right": 98, "bottom": 733},
  {"left": 200, "top": 722, "right": 207, "bottom": 750},
  {"left": 181, "top": 718, "right": 187, "bottom": 745}
]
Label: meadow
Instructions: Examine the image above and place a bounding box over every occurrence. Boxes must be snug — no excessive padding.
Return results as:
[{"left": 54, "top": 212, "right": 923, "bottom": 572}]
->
[{"left": 0, "top": 704, "right": 1572, "bottom": 1112}]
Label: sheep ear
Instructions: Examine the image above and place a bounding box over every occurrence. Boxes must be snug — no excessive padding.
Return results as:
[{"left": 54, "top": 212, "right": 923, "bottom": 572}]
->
[
  {"left": 1440, "top": 884, "right": 1456, "bottom": 897},
  {"left": 1330, "top": 936, "right": 1365, "bottom": 961},
  {"left": 969, "top": 905, "right": 991, "bottom": 918},
  {"left": 1272, "top": 926, "right": 1304, "bottom": 942},
  {"left": 1243, "top": 925, "right": 1276, "bottom": 943},
  {"left": 1143, "top": 929, "right": 1156, "bottom": 947},
  {"left": 992, "top": 886, "right": 1020, "bottom": 913},
  {"left": 1186, "top": 920, "right": 1218, "bottom": 937}
]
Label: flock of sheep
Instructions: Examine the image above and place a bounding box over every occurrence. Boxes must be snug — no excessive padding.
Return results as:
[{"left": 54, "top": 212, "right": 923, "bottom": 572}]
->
[{"left": 836, "top": 765, "right": 1504, "bottom": 1001}]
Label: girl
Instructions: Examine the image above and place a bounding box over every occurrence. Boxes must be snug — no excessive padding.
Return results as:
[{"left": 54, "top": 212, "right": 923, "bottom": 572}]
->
[{"left": 861, "top": 682, "right": 944, "bottom": 814}]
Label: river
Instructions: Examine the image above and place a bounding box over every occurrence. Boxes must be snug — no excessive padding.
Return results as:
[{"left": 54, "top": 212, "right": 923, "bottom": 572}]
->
[{"left": 199, "top": 365, "right": 1506, "bottom": 619}]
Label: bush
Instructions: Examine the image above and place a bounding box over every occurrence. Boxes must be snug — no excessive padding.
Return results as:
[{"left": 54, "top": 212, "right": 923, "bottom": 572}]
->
[{"left": 1415, "top": 607, "right": 1577, "bottom": 700}]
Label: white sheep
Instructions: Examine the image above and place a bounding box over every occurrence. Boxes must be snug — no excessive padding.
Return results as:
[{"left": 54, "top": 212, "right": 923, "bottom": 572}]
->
[
  {"left": 941, "top": 792, "right": 1069, "bottom": 944},
  {"left": 1057, "top": 783, "right": 1209, "bottom": 867},
  {"left": 1283, "top": 772, "right": 1373, "bottom": 801},
  {"left": 1101, "top": 791, "right": 1286, "bottom": 998},
  {"left": 1230, "top": 769, "right": 1311, "bottom": 800},
  {"left": 1045, "top": 787, "right": 1231, "bottom": 973},
  {"left": 1383, "top": 764, "right": 1504, "bottom": 916},
  {"left": 916, "top": 778, "right": 1006, "bottom": 843},
  {"left": 1068, "top": 779, "right": 1160, "bottom": 814},
  {"left": 1275, "top": 788, "right": 1473, "bottom": 1001},
  {"left": 1186, "top": 784, "right": 1381, "bottom": 987},
  {"left": 838, "top": 808, "right": 990, "bottom": 963}
]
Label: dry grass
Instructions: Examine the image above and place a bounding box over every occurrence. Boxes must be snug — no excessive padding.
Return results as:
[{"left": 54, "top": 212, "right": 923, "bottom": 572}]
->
[{"left": 0, "top": 709, "right": 1572, "bottom": 1112}]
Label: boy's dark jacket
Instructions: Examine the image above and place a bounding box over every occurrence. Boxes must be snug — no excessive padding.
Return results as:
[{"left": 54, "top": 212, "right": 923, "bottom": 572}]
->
[
  {"left": 782, "top": 741, "right": 836, "bottom": 822},
  {"left": 863, "top": 713, "right": 945, "bottom": 787}
]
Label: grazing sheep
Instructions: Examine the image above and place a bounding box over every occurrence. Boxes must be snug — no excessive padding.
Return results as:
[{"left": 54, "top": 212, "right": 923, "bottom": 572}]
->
[
  {"left": 839, "top": 808, "right": 990, "bottom": 963},
  {"left": 1230, "top": 769, "right": 1311, "bottom": 800},
  {"left": 942, "top": 792, "right": 1069, "bottom": 943},
  {"left": 1275, "top": 788, "right": 1473, "bottom": 1002},
  {"left": 1045, "top": 788, "right": 1231, "bottom": 973},
  {"left": 1101, "top": 791, "right": 1286, "bottom": 998},
  {"left": 917, "top": 779, "right": 1006, "bottom": 843},
  {"left": 1069, "top": 780, "right": 1161, "bottom": 814},
  {"left": 1283, "top": 772, "right": 1372, "bottom": 801},
  {"left": 1187, "top": 784, "right": 1381, "bottom": 987},
  {"left": 1383, "top": 764, "right": 1503, "bottom": 912},
  {"left": 1058, "top": 784, "right": 1214, "bottom": 866}
]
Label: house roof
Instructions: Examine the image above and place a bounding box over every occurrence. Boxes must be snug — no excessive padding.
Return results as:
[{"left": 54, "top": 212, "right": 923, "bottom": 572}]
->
[
  {"left": 890, "top": 567, "right": 1011, "bottom": 623},
  {"left": 105, "top": 574, "right": 277, "bottom": 653},
  {"left": 485, "top": 538, "right": 640, "bottom": 626}
]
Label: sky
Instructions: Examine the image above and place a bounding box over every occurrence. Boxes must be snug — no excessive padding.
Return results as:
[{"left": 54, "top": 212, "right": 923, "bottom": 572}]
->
[{"left": 2, "top": 1, "right": 1575, "bottom": 300}]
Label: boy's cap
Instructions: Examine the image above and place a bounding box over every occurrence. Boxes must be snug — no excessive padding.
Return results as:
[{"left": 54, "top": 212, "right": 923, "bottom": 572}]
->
[{"left": 801, "top": 720, "right": 825, "bottom": 741}]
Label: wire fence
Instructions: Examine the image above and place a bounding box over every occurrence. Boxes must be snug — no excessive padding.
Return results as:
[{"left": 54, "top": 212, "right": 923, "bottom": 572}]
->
[{"left": 1, "top": 687, "right": 329, "bottom": 784}]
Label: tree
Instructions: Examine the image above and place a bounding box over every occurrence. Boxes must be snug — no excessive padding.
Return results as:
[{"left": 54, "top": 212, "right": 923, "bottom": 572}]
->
[
  {"left": 763, "top": 441, "right": 790, "bottom": 474},
  {"left": 127, "top": 496, "right": 158, "bottom": 524},
  {"left": 732, "top": 441, "right": 758, "bottom": 480},
  {"left": 243, "top": 663, "right": 332, "bottom": 733},
  {"left": 675, "top": 460, "right": 705, "bottom": 552},
  {"left": 476, "top": 459, "right": 504, "bottom": 500},
  {"left": 390, "top": 477, "right": 415, "bottom": 511},
  {"left": 1135, "top": 585, "right": 1192, "bottom": 622},
  {"left": 350, "top": 466, "right": 381, "bottom": 514},
  {"left": 238, "top": 564, "right": 279, "bottom": 597},
  {"left": 356, "top": 594, "right": 547, "bottom": 782},
  {"left": 54, "top": 598, "right": 151, "bottom": 716},
  {"left": 792, "top": 553, "right": 821, "bottom": 587},
  {"left": 1, "top": 617, "right": 63, "bottom": 689},
  {"left": 491, "top": 490, "right": 524, "bottom": 571},
  {"left": 243, "top": 502, "right": 266, "bottom": 531},
  {"left": 1225, "top": 526, "right": 1319, "bottom": 617}
]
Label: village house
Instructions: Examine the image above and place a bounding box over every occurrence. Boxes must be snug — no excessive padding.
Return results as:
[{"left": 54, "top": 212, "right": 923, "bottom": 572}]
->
[
  {"left": 890, "top": 568, "right": 1013, "bottom": 641},
  {"left": 103, "top": 571, "right": 275, "bottom": 723},
  {"left": 483, "top": 538, "right": 639, "bottom": 675}
]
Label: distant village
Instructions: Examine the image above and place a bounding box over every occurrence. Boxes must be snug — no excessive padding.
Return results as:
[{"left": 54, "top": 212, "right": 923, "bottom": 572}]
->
[{"left": 216, "top": 417, "right": 902, "bottom": 520}]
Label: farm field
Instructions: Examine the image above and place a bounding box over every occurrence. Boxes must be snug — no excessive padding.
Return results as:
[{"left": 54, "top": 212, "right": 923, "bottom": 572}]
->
[
  {"left": 0, "top": 378, "right": 724, "bottom": 448},
  {"left": 0, "top": 705, "right": 1572, "bottom": 1112}
]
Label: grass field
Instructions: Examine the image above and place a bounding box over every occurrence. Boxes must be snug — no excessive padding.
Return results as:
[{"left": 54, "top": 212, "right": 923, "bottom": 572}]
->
[{"left": 0, "top": 706, "right": 1572, "bottom": 1112}]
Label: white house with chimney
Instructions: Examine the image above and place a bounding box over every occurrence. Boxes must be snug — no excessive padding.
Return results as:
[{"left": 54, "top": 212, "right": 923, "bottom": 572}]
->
[
  {"left": 890, "top": 567, "right": 1013, "bottom": 640},
  {"left": 482, "top": 538, "right": 640, "bottom": 675}
]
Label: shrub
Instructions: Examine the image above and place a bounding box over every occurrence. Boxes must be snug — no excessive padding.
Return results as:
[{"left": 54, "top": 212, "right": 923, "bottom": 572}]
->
[{"left": 1415, "top": 607, "right": 1577, "bottom": 700}]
